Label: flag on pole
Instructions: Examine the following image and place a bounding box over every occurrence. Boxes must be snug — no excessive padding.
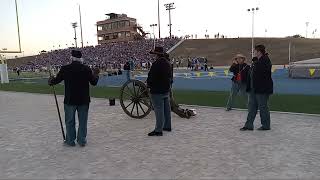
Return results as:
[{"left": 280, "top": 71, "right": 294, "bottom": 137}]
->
[{"left": 309, "top": 69, "right": 316, "bottom": 76}]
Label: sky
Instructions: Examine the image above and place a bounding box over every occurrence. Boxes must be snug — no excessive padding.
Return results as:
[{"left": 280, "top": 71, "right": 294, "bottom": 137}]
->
[{"left": 0, "top": 0, "right": 319, "bottom": 57}]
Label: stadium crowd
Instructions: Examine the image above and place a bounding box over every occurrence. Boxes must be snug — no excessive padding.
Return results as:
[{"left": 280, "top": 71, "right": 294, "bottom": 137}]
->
[{"left": 16, "top": 38, "right": 181, "bottom": 71}]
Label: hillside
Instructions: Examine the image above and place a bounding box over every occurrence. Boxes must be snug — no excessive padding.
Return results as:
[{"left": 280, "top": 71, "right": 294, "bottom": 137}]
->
[{"left": 169, "top": 38, "right": 320, "bottom": 66}]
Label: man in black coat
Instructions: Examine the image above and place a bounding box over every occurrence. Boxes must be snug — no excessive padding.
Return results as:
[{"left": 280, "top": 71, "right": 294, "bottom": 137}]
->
[
  {"left": 226, "top": 54, "right": 250, "bottom": 111},
  {"left": 240, "top": 45, "right": 273, "bottom": 131},
  {"left": 147, "top": 47, "right": 173, "bottom": 136},
  {"left": 48, "top": 50, "right": 100, "bottom": 146},
  {"left": 123, "top": 61, "right": 131, "bottom": 81}
]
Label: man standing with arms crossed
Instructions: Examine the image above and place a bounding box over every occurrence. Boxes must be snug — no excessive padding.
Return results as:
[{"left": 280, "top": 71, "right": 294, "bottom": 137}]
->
[{"left": 48, "top": 50, "right": 100, "bottom": 146}]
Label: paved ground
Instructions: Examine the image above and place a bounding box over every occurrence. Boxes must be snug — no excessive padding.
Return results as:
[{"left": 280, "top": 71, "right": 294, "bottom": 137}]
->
[{"left": 0, "top": 91, "right": 320, "bottom": 179}]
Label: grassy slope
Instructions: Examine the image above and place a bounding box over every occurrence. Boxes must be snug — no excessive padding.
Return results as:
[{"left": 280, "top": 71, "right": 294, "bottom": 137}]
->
[
  {"left": 171, "top": 38, "right": 320, "bottom": 66},
  {"left": 1, "top": 82, "right": 319, "bottom": 115}
]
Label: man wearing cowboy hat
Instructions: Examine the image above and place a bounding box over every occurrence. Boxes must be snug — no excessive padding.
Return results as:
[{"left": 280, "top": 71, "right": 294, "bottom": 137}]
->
[
  {"left": 147, "top": 46, "right": 173, "bottom": 136},
  {"left": 226, "top": 54, "right": 250, "bottom": 111}
]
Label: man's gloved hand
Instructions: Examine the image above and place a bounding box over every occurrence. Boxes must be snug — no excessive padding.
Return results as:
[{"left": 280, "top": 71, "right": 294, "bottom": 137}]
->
[
  {"left": 93, "top": 67, "right": 100, "bottom": 76},
  {"left": 48, "top": 76, "right": 54, "bottom": 86}
]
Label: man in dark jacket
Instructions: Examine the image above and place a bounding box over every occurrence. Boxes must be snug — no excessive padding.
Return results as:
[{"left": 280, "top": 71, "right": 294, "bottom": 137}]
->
[
  {"left": 147, "top": 47, "right": 173, "bottom": 136},
  {"left": 123, "top": 61, "right": 131, "bottom": 81},
  {"left": 48, "top": 50, "right": 100, "bottom": 146},
  {"left": 226, "top": 54, "right": 250, "bottom": 111},
  {"left": 240, "top": 45, "right": 273, "bottom": 131}
]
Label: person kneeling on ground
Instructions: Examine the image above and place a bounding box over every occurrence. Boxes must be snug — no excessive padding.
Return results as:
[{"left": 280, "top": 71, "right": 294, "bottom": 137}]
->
[
  {"left": 147, "top": 47, "right": 173, "bottom": 137},
  {"left": 226, "top": 54, "right": 250, "bottom": 111},
  {"left": 48, "top": 50, "right": 100, "bottom": 147},
  {"left": 240, "top": 45, "right": 273, "bottom": 131}
]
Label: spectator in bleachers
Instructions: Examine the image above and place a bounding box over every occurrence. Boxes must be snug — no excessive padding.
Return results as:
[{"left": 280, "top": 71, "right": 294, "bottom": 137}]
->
[{"left": 16, "top": 38, "right": 181, "bottom": 72}]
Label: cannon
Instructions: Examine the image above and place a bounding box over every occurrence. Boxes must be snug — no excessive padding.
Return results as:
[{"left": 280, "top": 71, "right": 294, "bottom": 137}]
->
[{"left": 120, "top": 79, "right": 196, "bottom": 119}]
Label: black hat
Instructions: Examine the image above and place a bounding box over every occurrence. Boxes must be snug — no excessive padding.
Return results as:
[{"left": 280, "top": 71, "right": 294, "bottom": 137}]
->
[
  {"left": 150, "top": 46, "right": 166, "bottom": 55},
  {"left": 71, "top": 50, "right": 82, "bottom": 58}
]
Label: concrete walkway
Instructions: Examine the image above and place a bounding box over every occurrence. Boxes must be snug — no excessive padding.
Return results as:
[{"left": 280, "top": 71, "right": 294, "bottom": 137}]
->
[{"left": 0, "top": 91, "right": 319, "bottom": 179}]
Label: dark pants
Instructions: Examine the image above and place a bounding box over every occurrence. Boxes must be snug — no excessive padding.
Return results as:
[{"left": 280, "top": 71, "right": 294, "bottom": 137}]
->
[
  {"left": 125, "top": 70, "right": 130, "bottom": 81},
  {"left": 64, "top": 104, "right": 89, "bottom": 145},
  {"left": 226, "top": 81, "right": 247, "bottom": 109},
  {"left": 244, "top": 92, "right": 271, "bottom": 129},
  {"left": 151, "top": 93, "right": 172, "bottom": 132}
]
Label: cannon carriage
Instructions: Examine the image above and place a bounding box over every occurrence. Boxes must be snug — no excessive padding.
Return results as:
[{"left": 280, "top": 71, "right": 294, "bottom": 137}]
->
[{"left": 119, "top": 79, "right": 196, "bottom": 119}]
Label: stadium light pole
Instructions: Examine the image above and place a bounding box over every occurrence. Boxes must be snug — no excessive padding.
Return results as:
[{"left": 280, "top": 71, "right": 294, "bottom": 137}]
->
[
  {"left": 150, "top": 24, "right": 158, "bottom": 38},
  {"left": 247, "top": 7, "right": 259, "bottom": 59},
  {"left": 150, "top": 24, "right": 158, "bottom": 49},
  {"left": 165, "top": 2, "right": 175, "bottom": 38},
  {"left": 78, "top": 4, "right": 84, "bottom": 48},
  {"left": 305, "top": 22, "right": 309, "bottom": 38},
  {"left": 158, "top": 0, "right": 161, "bottom": 38},
  {"left": 312, "top": 29, "right": 317, "bottom": 38},
  {"left": 72, "top": 22, "right": 78, "bottom": 48},
  {"left": 0, "top": 0, "right": 22, "bottom": 54},
  {"left": 265, "top": 29, "right": 267, "bottom": 38}
]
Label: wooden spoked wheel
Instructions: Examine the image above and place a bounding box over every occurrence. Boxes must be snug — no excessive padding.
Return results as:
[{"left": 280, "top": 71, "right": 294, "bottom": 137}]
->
[{"left": 120, "top": 79, "right": 152, "bottom": 119}]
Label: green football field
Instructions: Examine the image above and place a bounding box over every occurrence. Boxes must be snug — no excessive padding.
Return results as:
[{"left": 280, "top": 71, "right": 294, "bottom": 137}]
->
[{"left": 1, "top": 82, "right": 319, "bottom": 115}]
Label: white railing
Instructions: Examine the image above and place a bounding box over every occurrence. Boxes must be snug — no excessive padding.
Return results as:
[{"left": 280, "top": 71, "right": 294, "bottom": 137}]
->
[{"left": 166, "top": 38, "right": 186, "bottom": 54}]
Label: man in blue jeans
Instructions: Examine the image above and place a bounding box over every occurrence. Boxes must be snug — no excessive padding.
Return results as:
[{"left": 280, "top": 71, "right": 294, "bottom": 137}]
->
[
  {"left": 226, "top": 54, "right": 250, "bottom": 111},
  {"left": 147, "top": 47, "right": 173, "bottom": 136},
  {"left": 240, "top": 45, "right": 273, "bottom": 131},
  {"left": 48, "top": 50, "right": 100, "bottom": 146}
]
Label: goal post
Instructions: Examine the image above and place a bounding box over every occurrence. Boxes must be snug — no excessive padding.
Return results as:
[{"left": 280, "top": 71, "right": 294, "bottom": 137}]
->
[
  {"left": 0, "top": 57, "right": 9, "bottom": 83},
  {"left": 0, "top": 0, "right": 21, "bottom": 54},
  {"left": 0, "top": 0, "right": 22, "bottom": 83}
]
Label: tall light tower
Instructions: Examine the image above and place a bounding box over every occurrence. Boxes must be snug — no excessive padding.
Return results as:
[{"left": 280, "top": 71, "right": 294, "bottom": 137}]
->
[
  {"left": 71, "top": 22, "right": 78, "bottom": 48},
  {"left": 78, "top": 4, "right": 84, "bottom": 48},
  {"left": 312, "top": 29, "right": 317, "bottom": 38},
  {"left": 150, "top": 24, "right": 158, "bottom": 49},
  {"left": 305, "top": 22, "right": 309, "bottom": 38},
  {"left": 247, "top": 7, "right": 259, "bottom": 58},
  {"left": 164, "top": 2, "right": 175, "bottom": 38},
  {"left": 150, "top": 24, "right": 158, "bottom": 38},
  {"left": 265, "top": 29, "right": 267, "bottom": 38},
  {"left": 157, "top": 0, "right": 161, "bottom": 38}
]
